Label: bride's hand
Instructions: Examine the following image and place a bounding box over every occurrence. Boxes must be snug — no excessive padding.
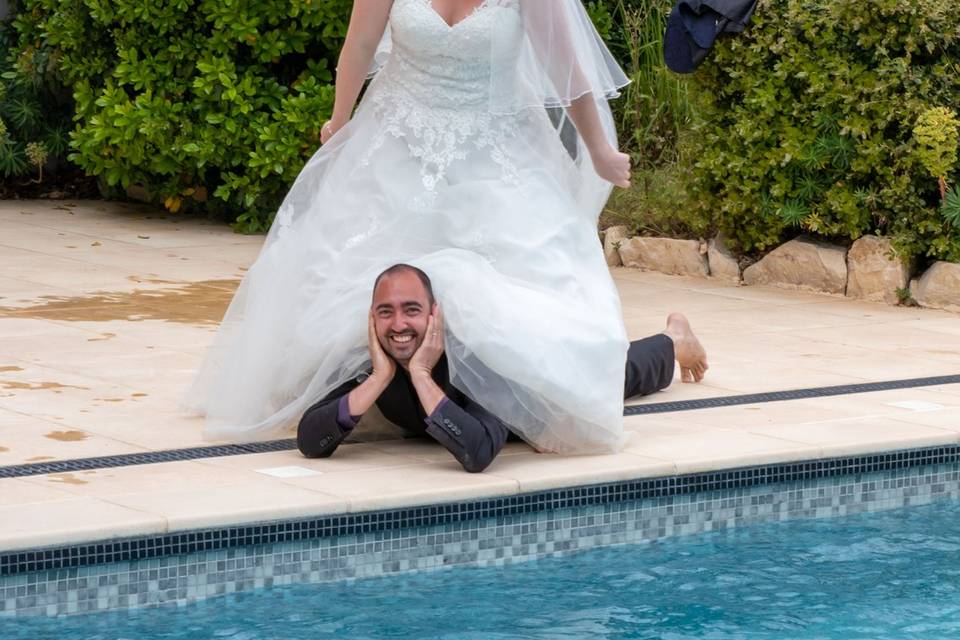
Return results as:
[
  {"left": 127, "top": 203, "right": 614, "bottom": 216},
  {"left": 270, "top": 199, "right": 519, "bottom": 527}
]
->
[
  {"left": 590, "top": 144, "right": 632, "bottom": 188},
  {"left": 321, "top": 119, "right": 346, "bottom": 144}
]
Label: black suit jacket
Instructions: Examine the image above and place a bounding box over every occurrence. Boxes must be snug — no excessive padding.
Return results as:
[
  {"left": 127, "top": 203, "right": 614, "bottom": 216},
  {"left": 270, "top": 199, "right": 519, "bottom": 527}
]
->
[{"left": 297, "top": 355, "right": 511, "bottom": 472}]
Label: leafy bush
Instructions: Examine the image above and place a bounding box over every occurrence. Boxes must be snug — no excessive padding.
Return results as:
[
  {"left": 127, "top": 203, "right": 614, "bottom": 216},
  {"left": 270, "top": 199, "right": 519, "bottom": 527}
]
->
[
  {"left": 10, "top": 0, "right": 351, "bottom": 231},
  {"left": 608, "top": 0, "right": 698, "bottom": 169},
  {"left": 598, "top": 0, "right": 709, "bottom": 238},
  {"left": 602, "top": 142, "right": 710, "bottom": 239},
  {"left": 913, "top": 107, "right": 959, "bottom": 188},
  {"left": 0, "top": 15, "right": 72, "bottom": 182},
  {"left": 693, "top": 0, "right": 960, "bottom": 262}
]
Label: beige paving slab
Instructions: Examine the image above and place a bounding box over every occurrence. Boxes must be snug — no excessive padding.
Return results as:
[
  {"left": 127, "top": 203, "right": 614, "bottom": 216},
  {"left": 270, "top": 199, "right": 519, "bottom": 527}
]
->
[
  {"left": 102, "top": 482, "right": 349, "bottom": 531},
  {"left": 669, "top": 278, "right": 851, "bottom": 306},
  {"left": 784, "top": 322, "right": 960, "bottom": 353},
  {"left": 622, "top": 418, "right": 821, "bottom": 474},
  {"left": 0, "top": 496, "right": 164, "bottom": 551},
  {"left": 3, "top": 245, "right": 245, "bottom": 291},
  {"left": 670, "top": 359, "right": 868, "bottom": 395},
  {"left": 2, "top": 228, "right": 245, "bottom": 274},
  {"left": 0, "top": 408, "right": 148, "bottom": 465},
  {"left": 276, "top": 461, "right": 521, "bottom": 512},
  {"left": 197, "top": 446, "right": 424, "bottom": 474},
  {"left": 1, "top": 246, "right": 136, "bottom": 291},
  {"left": 485, "top": 451, "right": 675, "bottom": 493},
  {"left": 0, "top": 478, "right": 77, "bottom": 506},
  {"left": 0, "top": 316, "right": 96, "bottom": 339},
  {"left": 365, "top": 438, "right": 535, "bottom": 463},
  {"left": 16, "top": 460, "right": 256, "bottom": 497},
  {"left": 3, "top": 201, "right": 248, "bottom": 247},
  {"left": 799, "top": 299, "right": 950, "bottom": 322},
  {"left": 674, "top": 398, "right": 883, "bottom": 430},
  {"left": 698, "top": 303, "right": 885, "bottom": 335},
  {"left": 0, "top": 362, "right": 144, "bottom": 421},
  {"left": 620, "top": 289, "right": 759, "bottom": 315},
  {"left": 13, "top": 403, "right": 211, "bottom": 451},
  {"left": 165, "top": 243, "right": 263, "bottom": 264},
  {"left": 887, "top": 406, "right": 960, "bottom": 432},
  {"left": 626, "top": 380, "right": 739, "bottom": 404},
  {"left": 746, "top": 416, "right": 958, "bottom": 457},
  {"left": 0, "top": 277, "right": 79, "bottom": 308},
  {"left": 6, "top": 199, "right": 151, "bottom": 222},
  {"left": 775, "top": 388, "right": 960, "bottom": 421},
  {"left": 14, "top": 347, "right": 202, "bottom": 391}
]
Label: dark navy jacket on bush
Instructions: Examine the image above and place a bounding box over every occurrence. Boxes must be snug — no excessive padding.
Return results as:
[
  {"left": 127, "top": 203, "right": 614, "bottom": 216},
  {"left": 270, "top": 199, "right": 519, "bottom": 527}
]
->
[{"left": 664, "top": 0, "right": 759, "bottom": 73}]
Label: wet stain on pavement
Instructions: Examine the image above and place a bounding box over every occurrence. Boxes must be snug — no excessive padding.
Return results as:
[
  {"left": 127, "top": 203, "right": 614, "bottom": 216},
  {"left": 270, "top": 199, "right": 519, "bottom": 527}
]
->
[
  {"left": 0, "top": 279, "right": 239, "bottom": 325},
  {"left": 0, "top": 366, "right": 24, "bottom": 373},
  {"left": 0, "top": 446, "right": 8, "bottom": 453},
  {"left": 49, "top": 473, "right": 88, "bottom": 485},
  {"left": 86, "top": 332, "right": 116, "bottom": 342},
  {"left": 26, "top": 456, "right": 54, "bottom": 462},
  {"left": 0, "top": 380, "right": 90, "bottom": 392},
  {"left": 126, "top": 276, "right": 182, "bottom": 285},
  {"left": 44, "top": 430, "right": 88, "bottom": 442}
]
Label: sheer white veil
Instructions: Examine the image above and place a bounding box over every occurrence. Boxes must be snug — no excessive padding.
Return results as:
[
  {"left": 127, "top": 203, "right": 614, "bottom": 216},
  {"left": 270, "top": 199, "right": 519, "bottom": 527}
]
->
[{"left": 369, "top": 0, "right": 629, "bottom": 114}]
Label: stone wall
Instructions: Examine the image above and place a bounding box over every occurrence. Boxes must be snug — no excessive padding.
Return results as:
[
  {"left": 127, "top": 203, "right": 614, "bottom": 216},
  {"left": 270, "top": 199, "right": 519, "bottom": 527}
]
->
[{"left": 608, "top": 230, "right": 958, "bottom": 313}]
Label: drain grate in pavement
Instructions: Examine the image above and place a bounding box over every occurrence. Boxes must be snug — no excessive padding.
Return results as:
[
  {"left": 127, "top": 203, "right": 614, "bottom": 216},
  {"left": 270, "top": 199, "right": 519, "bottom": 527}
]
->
[
  {"left": 1, "top": 374, "right": 957, "bottom": 479},
  {"left": 625, "top": 374, "right": 960, "bottom": 416},
  {"left": 0, "top": 440, "right": 297, "bottom": 479}
]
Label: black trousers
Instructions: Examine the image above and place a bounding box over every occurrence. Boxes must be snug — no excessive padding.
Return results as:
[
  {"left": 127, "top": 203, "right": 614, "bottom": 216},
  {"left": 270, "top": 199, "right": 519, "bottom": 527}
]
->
[{"left": 624, "top": 334, "right": 675, "bottom": 399}]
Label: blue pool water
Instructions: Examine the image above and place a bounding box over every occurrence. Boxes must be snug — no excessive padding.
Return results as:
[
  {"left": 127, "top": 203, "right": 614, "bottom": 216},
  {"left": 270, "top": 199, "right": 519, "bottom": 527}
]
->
[{"left": 7, "top": 498, "right": 960, "bottom": 639}]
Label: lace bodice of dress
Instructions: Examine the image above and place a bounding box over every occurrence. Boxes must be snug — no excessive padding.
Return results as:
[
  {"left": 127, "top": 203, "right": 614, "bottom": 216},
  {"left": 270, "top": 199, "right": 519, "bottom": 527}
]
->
[{"left": 361, "top": 0, "right": 525, "bottom": 204}]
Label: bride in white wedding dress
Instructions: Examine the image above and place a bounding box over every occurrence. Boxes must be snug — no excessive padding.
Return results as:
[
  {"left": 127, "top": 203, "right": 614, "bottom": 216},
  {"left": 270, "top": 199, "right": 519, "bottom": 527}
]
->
[{"left": 183, "top": 0, "right": 636, "bottom": 453}]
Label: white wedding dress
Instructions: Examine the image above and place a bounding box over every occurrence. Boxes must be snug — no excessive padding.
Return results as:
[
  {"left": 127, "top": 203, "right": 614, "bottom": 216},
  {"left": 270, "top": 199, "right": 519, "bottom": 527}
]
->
[{"left": 183, "top": 0, "right": 633, "bottom": 453}]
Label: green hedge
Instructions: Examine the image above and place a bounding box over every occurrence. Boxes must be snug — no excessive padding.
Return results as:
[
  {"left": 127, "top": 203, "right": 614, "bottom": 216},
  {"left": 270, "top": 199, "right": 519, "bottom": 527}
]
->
[
  {"left": 4, "top": 0, "right": 671, "bottom": 231},
  {"left": 0, "top": 15, "right": 73, "bottom": 180},
  {"left": 694, "top": 0, "right": 960, "bottom": 262},
  {"left": 10, "top": 0, "right": 351, "bottom": 231}
]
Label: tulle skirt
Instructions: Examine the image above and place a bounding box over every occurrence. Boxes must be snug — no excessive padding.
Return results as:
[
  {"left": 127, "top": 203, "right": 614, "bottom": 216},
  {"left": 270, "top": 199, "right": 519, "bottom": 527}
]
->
[{"left": 182, "top": 94, "right": 630, "bottom": 454}]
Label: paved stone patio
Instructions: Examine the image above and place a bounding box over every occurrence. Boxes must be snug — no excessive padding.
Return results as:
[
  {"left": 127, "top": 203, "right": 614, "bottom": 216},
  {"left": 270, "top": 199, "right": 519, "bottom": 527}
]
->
[{"left": 1, "top": 199, "right": 959, "bottom": 550}]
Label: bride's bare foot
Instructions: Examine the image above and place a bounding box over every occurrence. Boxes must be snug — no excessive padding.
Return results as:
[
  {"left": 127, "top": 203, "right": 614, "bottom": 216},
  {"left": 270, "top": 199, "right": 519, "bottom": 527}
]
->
[{"left": 663, "top": 312, "right": 708, "bottom": 383}]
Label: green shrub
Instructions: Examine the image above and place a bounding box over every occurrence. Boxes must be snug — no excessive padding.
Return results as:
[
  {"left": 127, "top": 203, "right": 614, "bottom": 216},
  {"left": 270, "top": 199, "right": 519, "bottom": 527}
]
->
[
  {"left": 609, "top": 0, "right": 698, "bottom": 169},
  {"left": 601, "top": 130, "right": 711, "bottom": 240},
  {"left": 0, "top": 15, "right": 73, "bottom": 181},
  {"left": 913, "top": 107, "right": 959, "bottom": 186},
  {"left": 694, "top": 0, "right": 960, "bottom": 262},
  {"left": 597, "top": 0, "right": 710, "bottom": 238},
  {"left": 10, "top": 0, "right": 351, "bottom": 231}
]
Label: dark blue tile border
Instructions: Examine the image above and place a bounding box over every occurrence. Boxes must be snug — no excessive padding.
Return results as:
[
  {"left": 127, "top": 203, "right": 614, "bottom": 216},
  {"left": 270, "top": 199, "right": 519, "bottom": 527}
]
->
[{"left": 3, "top": 444, "right": 957, "bottom": 577}]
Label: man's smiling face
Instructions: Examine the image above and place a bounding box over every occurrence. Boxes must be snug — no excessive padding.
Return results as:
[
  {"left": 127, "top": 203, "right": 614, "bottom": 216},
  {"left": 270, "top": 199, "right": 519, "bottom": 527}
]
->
[{"left": 372, "top": 270, "right": 433, "bottom": 368}]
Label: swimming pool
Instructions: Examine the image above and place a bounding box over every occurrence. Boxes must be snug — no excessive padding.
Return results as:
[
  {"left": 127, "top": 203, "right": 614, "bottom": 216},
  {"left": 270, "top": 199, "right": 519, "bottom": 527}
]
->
[
  {"left": 2, "top": 452, "right": 959, "bottom": 632},
  {"left": 6, "top": 491, "right": 960, "bottom": 638}
]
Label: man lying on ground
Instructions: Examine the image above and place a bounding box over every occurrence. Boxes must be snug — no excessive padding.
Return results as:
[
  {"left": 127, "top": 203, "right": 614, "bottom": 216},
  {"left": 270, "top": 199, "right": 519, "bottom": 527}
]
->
[{"left": 297, "top": 264, "right": 708, "bottom": 472}]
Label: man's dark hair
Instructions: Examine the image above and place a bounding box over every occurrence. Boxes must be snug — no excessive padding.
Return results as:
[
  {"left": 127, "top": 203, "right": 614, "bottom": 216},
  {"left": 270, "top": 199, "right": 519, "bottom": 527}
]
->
[{"left": 373, "top": 264, "right": 435, "bottom": 306}]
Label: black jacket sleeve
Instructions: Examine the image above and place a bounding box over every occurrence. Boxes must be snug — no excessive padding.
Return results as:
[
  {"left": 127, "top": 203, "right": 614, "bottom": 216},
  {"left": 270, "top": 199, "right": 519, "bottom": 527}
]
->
[
  {"left": 296, "top": 378, "right": 360, "bottom": 458},
  {"left": 424, "top": 396, "right": 511, "bottom": 473}
]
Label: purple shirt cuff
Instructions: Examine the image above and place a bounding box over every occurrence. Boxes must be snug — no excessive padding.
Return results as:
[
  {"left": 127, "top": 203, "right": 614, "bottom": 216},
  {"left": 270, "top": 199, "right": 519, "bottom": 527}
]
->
[
  {"left": 336, "top": 395, "right": 361, "bottom": 432},
  {"left": 425, "top": 396, "right": 450, "bottom": 423}
]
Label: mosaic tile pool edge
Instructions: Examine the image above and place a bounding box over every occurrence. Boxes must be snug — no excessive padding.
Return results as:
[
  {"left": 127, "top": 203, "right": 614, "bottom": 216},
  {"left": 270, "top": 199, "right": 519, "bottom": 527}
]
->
[
  {"left": 3, "top": 445, "right": 957, "bottom": 579},
  {"left": 3, "top": 445, "right": 960, "bottom": 617}
]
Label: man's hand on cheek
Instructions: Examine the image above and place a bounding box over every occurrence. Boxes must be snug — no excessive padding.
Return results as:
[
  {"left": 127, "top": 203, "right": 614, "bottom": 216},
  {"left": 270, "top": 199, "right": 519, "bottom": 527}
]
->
[
  {"left": 368, "top": 309, "right": 396, "bottom": 381},
  {"left": 409, "top": 305, "right": 445, "bottom": 379}
]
